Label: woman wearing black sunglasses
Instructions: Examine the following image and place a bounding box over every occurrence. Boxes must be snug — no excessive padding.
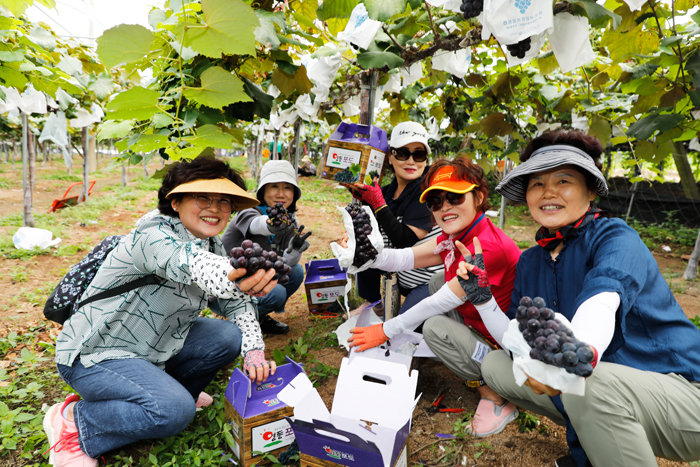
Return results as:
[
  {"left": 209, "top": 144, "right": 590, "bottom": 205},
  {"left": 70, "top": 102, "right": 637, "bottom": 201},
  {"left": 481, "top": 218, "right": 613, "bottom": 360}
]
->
[
  {"left": 348, "top": 157, "right": 523, "bottom": 438},
  {"left": 348, "top": 121, "right": 444, "bottom": 316}
]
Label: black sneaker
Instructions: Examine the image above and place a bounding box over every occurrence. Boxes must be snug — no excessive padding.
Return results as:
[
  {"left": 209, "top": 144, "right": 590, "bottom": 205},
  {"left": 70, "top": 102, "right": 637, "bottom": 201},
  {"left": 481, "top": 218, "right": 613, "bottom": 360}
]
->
[
  {"left": 555, "top": 455, "right": 591, "bottom": 467},
  {"left": 555, "top": 455, "right": 576, "bottom": 467},
  {"left": 260, "top": 315, "right": 290, "bottom": 334}
]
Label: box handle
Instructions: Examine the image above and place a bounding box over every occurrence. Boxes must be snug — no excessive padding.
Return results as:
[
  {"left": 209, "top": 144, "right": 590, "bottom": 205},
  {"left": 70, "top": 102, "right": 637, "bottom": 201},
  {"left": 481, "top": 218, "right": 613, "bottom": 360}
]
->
[
  {"left": 361, "top": 372, "right": 391, "bottom": 385},
  {"left": 313, "top": 428, "right": 351, "bottom": 443},
  {"left": 317, "top": 266, "right": 335, "bottom": 272}
]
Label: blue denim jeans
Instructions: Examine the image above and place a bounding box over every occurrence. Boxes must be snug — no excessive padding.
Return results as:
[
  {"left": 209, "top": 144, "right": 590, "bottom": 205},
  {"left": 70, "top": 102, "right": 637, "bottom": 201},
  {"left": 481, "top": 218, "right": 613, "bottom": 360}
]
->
[
  {"left": 56, "top": 317, "right": 241, "bottom": 458},
  {"left": 256, "top": 263, "right": 304, "bottom": 317},
  {"left": 398, "top": 283, "right": 430, "bottom": 315}
]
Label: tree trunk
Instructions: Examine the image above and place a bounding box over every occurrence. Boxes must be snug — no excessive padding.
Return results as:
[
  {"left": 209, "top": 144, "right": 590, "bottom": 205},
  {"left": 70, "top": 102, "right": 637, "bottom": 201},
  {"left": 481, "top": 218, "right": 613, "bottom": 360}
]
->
[
  {"left": 122, "top": 160, "right": 127, "bottom": 187},
  {"left": 21, "top": 113, "right": 35, "bottom": 227},
  {"left": 672, "top": 142, "right": 700, "bottom": 200},
  {"left": 683, "top": 229, "right": 700, "bottom": 280},
  {"left": 272, "top": 129, "right": 280, "bottom": 160},
  {"left": 88, "top": 129, "right": 97, "bottom": 172},
  {"left": 292, "top": 118, "right": 302, "bottom": 173},
  {"left": 81, "top": 127, "right": 89, "bottom": 202}
]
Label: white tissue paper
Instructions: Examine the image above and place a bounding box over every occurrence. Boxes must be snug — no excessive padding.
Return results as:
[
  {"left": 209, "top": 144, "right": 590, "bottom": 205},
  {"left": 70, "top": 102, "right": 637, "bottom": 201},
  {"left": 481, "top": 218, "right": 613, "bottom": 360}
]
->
[
  {"left": 330, "top": 205, "right": 384, "bottom": 275},
  {"left": 549, "top": 13, "right": 596, "bottom": 73},
  {"left": 13, "top": 227, "right": 61, "bottom": 250},
  {"left": 501, "top": 313, "right": 587, "bottom": 396}
]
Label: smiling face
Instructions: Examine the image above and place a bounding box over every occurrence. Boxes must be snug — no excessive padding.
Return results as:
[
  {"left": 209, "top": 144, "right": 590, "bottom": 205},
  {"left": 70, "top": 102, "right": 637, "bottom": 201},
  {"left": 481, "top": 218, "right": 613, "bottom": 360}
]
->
[
  {"left": 525, "top": 165, "right": 597, "bottom": 233},
  {"left": 432, "top": 189, "right": 484, "bottom": 235},
  {"left": 171, "top": 193, "right": 232, "bottom": 239},
  {"left": 389, "top": 142, "right": 428, "bottom": 183},
  {"left": 263, "top": 182, "right": 295, "bottom": 209}
]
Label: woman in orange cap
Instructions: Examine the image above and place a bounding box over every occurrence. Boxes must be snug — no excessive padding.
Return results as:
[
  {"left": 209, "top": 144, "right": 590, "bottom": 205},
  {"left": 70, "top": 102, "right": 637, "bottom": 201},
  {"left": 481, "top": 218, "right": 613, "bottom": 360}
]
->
[
  {"left": 44, "top": 157, "right": 278, "bottom": 466},
  {"left": 349, "top": 156, "right": 522, "bottom": 437}
]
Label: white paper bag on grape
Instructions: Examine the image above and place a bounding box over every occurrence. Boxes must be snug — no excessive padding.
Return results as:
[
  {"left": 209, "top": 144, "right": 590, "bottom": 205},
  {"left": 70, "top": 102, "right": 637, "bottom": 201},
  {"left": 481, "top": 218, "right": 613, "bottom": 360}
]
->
[
  {"left": 502, "top": 313, "right": 586, "bottom": 396},
  {"left": 481, "top": 0, "right": 553, "bottom": 46},
  {"left": 330, "top": 205, "right": 384, "bottom": 274}
]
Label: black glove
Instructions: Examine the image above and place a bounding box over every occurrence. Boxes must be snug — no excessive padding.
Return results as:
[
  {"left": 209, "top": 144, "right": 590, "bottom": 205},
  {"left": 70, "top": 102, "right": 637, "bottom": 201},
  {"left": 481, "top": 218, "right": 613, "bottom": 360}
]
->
[
  {"left": 290, "top": 225, "right": 312, "bottom": 251},
  {"left": 457, "top": 251, "right": 493, "bottom": 305}
]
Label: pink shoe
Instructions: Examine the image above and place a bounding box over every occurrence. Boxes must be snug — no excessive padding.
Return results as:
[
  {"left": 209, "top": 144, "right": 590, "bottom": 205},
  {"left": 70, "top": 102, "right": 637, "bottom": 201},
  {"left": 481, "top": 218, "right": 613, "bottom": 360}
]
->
[
  {"left": 43, "top": 394, "right": 97, "bottom": 466},
  {"left": 195, "top": 391, "right": 213, "bottom": 408},
  {"left": 467, "top": 399, "right": 518, "bottom": 437}
]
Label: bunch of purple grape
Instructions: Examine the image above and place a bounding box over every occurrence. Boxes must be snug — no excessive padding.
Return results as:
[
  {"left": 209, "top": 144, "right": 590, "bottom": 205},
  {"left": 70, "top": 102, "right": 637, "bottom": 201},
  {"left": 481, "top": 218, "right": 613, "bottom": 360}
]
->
[
  {"left": 267, "top": 202, "right": 293, "bottom": 229},
  {"left": 230, "top": 239, "right": 291, "bottom": 285},
  {"left": 334, "top": 168, "right": 358, "bottom": 183},
  {"left": 516, "top": 296, "right": 595, "bottom": 377},
  {"left": 506, "top": 37, "right": 532, "bottom": 59},
  {"left": 460, "top": 0, "right": 483, "bottom": 19},
  {"left": 345, "top": 203, "right": 377, "bottom": 267}
]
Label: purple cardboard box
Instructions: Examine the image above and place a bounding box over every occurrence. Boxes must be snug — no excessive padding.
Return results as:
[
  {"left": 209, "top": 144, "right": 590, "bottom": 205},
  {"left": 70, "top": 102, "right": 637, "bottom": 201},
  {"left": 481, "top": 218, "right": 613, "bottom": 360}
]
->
[
  {"left": 304, "top": 259, "right": 347, "bottom": 318},
  {"left": 224, "top": 358, "right": 304, "bottom": 466},
  {"left": 277, "top": 355, "right": 418, "bottom": 466}
]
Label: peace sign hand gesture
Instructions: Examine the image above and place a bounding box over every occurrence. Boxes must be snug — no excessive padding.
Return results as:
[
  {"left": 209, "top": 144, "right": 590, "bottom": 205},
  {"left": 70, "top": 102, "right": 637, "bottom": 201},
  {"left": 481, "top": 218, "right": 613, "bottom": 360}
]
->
[{"left": 455, "top": 237, "right": 493, "bottom": 305}]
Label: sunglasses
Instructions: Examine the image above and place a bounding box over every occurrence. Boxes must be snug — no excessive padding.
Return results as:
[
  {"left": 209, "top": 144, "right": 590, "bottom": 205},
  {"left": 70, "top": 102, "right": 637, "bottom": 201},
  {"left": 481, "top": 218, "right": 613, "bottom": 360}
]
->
[
  {"left": 190, "top": 194, "right": 233, "bottom": 212},
  {"left": 391, "top": 147, "right": 428, "bottom": 162},
  {"left": 424, "top": 191, "right": 467, "bottom": 212}
]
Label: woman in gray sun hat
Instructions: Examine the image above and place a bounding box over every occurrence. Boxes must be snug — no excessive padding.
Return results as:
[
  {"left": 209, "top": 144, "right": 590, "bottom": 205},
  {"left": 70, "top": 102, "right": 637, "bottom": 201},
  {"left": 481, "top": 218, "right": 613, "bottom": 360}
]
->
[
  {"left": 452, "top": 129, "right": 700, "bottom": 466},
  {"left": 222, "top": 160, "right": 311, "bottom": 335}
]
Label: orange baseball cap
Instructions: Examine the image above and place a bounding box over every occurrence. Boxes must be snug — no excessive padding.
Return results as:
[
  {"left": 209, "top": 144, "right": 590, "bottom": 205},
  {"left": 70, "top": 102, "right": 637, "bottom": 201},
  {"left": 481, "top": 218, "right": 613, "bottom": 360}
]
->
[{"left": 419, "top": 166, "right": 477, "bottom": 202}]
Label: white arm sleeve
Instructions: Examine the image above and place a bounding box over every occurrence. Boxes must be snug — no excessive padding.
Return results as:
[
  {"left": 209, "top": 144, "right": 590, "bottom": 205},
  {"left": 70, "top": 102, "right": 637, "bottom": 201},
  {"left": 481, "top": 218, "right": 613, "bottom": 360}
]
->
[
  {"left": 249, "top": 215, "right": 271, "bottom": 236},
  {"left": 570, "top": 292, "right": 619, "bottom": 363},
  {"left": 371, "top": 247, "right": 414, "bottom": 272},
  {"left": 473, "top": 297, "right": 510, "bottom": 347},
  {"left": 382, "top": 283, "right": 464, "bottom": 338},
  {"left": 188, "top": 249, "right": 248, "bottom": 300}
]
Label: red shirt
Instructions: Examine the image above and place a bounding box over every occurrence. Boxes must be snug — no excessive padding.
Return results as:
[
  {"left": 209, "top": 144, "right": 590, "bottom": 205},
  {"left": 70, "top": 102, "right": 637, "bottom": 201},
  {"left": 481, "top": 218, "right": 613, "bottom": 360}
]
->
[{"left": 436, "top": 214, "right": 521, "bottom": 342}]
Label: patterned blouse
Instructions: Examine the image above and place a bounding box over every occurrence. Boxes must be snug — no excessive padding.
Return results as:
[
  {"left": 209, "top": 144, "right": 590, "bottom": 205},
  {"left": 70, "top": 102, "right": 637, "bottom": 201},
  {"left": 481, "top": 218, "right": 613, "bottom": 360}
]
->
[{"left": 55, "top": 210, "right": 264, "bottom": 368}]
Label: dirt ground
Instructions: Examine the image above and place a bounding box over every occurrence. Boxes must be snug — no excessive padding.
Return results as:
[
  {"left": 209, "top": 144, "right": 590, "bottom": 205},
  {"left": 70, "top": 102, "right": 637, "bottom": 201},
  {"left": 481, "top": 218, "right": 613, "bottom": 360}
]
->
[{"left": 1, "top": 160, "right": 698, "bottom": 466}]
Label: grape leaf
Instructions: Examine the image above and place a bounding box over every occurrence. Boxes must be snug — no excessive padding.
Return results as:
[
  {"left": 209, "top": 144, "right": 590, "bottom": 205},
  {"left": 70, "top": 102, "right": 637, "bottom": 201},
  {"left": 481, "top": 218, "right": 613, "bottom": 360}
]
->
[
  {"left": 365, "top": 0, "right": 407, "bottom": 21},
  {"left": 97, "top": 120, "right": 135, "bottom": 141},
  {"left": 357, "top": 51, "right": 404, "bottom": 70},
  {"left": 627, "top": 113, "right": 685, "bottom": 140},
  {"left": 317, "top": 0, "right": 358, "bottom": 21},
  {"left": 179, "top": 0, "right": 259, "bottom": 58},
  {"left": 96, "top": 25, "right": 154, "bottom": 68},
  {"left": 184, "top": 66, "right": 252, "bottom": 109},
  {"left": 106, "top": 86, "right": 160, "bottom": 121}
]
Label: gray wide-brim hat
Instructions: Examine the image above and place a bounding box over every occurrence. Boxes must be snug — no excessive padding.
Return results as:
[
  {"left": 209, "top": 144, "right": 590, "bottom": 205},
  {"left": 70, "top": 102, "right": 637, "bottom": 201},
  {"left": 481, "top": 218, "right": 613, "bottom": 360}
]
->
[
  {"left": 256, "top": 159, "right": 301, "bottom": 201},
  {"left": 496, "top": 144, "right": 608, "bottom": 203}
]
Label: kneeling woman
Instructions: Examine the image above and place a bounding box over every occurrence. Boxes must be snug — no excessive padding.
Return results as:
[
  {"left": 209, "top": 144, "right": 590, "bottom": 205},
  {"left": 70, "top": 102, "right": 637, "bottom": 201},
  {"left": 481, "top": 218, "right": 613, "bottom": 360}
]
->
[
  {"left": 222, "top": 160, "right": 311, "bottom": 334},
  {"left": 349, "top": 157, "right": 522, "bottom": 437},
  {"left": 459, "top": 130, "right": 700, "bottom": 466},
  {"left": 45, "top": 157, "right": 278, "bottom": 466}
]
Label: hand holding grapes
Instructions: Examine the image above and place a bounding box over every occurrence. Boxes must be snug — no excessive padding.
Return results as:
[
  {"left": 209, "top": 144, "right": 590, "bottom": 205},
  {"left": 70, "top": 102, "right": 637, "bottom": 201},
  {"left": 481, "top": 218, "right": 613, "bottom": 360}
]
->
[
  {"left": 524, "top": 376, "right": 561, "bottom": 397},
  {"left": 266, "top": 202, "right": 295, "bottom": 236},
  {"left": 455, "top": 237, "right": 492, "bottom": 305},
  {"left": 284, "top": 225, "right": 312, "bottom": 265},
  {"left": 228, "top": 267, "right": 278, "bottom": 297}
]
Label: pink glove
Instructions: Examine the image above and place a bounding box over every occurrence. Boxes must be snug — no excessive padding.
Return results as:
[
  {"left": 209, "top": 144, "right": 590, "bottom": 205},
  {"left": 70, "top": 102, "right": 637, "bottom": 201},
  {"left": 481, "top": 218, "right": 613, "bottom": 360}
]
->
[
  {"left": 348, "top": 323, "right": 388, "bottom": 351},
  {"left": 352, "top": 181, "right": 386, "bottom": 212},
  {"left": 243, "top": 349, "right": 266, "bottom": 373}
]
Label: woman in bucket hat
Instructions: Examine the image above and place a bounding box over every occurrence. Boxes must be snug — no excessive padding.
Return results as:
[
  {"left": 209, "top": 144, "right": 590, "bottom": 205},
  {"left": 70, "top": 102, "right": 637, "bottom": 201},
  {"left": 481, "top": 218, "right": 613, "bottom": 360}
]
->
[
  {"left": 347, "top": 121, "right": 444, "bottom": 317},
  {"left": 348, "top": 156, "right": 523, "bottom": 438},
  {"left": 44, "top": 157, "right": 278, "bottom": 466},
  {"left": 457, "top": 129, "right": 700, "bottom": 466},
  {"left": 222, "top": 159, "right": 311, "bottom": 335}
]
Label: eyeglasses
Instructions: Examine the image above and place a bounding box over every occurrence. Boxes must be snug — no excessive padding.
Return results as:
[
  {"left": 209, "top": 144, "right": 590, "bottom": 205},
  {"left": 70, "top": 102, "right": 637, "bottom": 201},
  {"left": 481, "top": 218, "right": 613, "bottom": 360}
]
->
[
  {"left": 424, "top": 191, "right": 467, "bottom": 212},
  {"left": 190, "top": 194, "right": 233, "bottom": 212},
  {"left": 391, "top": 147, "right": 428, "bottom": 162}
]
